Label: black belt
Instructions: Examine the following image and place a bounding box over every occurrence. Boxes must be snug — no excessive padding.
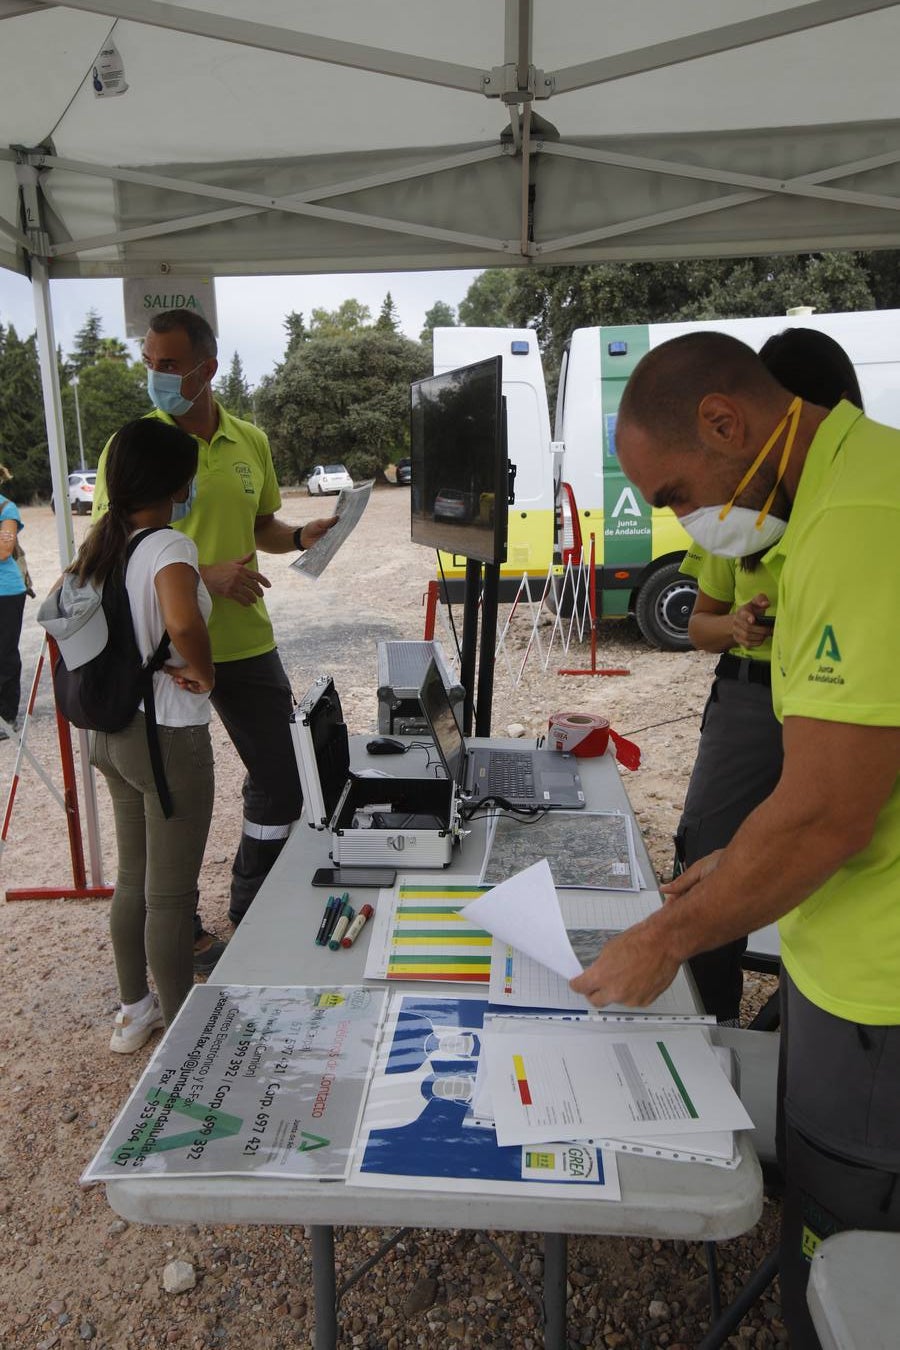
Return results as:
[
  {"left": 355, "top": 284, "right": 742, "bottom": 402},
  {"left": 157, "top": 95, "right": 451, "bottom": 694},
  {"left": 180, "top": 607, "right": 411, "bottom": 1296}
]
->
[{"left": 715, "top": 653, "right": 772, "bottom": 687}]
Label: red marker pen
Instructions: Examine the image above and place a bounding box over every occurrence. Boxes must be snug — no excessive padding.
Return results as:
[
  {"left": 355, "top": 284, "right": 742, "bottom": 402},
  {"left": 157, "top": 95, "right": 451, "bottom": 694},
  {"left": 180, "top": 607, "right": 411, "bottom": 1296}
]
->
[{"left": 341, "top": 903, "right": 374, "bottom": 948}]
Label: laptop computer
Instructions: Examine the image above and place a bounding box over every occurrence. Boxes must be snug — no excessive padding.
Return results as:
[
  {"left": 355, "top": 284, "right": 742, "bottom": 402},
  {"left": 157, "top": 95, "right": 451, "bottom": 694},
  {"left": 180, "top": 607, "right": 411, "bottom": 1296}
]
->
[{"left": 418, "top": 658, "right": 585, "bottom": 809}]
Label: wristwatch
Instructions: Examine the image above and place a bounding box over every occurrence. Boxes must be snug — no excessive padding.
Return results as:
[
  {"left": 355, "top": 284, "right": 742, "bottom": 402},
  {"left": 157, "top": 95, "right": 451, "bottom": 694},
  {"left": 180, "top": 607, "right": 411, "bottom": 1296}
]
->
[{"left": 293, "top": 525, "right": 305, "bottom": 551}]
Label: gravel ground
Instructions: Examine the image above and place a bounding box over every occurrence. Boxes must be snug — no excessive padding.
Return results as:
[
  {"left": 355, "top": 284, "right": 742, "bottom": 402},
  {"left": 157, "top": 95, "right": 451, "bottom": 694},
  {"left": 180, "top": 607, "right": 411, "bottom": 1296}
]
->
[{"left": 0, "top": 489, "right": 782, "bottom": 1350}]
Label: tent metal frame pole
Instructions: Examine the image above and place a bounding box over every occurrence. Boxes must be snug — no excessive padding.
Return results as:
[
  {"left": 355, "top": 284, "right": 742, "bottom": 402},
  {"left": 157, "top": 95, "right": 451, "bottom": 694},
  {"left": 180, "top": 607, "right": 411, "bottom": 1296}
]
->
[
  {"left": 536, "top": 145, "right": 900, "bottom": 256},
  {"left": 17, "top": 166, "right": 108, "bottom": 889},
  {"left": 29, "top": 0, "right": 489, "bottom": 92},
  {"left": 550, "top": 0, "right": 900, "bottom": 94}
]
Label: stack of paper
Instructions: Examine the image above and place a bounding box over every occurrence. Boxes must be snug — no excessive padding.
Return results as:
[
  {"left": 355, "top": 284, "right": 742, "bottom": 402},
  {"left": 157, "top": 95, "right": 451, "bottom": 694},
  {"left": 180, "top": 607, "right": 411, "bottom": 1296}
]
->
[
  {"left": 459, "top": 861, "right": 754, "bottom": 1168},
  {"left": 351, "top": 991, "right": 622, "bottom": 1199}
]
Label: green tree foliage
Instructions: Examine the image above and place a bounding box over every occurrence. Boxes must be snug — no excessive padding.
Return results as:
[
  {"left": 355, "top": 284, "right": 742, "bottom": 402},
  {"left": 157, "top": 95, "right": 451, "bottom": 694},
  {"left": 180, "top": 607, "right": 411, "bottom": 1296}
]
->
[
  {"left": 283, "top": 310, "right": 308, "bottom": 357},
  {"left": 457, "top": 270, "right": 518, "bottom": 327},
  {"left": 858, "top": 252, "right": 900, "bottom": 310},
  {"left": 255, "top": 327, "right": 429, "bottom": 483},
  {"left": 309, "top": 299, "right": 372, "bottom": 338},
  {"left": 376, "top": 292, "right": 400, "bottom": 333},
  {"left": 215, "top": 351, "right": 253, "bottom": 418},
  {"left": 63, "top": 359, "right": 150, "bottom": 465},
  {"left": 493, "top": 251, "right": 894, "bottom": 398},
  {"left": 420, "top": 300, "right": 456, "bottom": 345},
  {"left": 0, "top": 323, "right": 48, "bottom": 502},
  {"left": 69, "top": 308, "right": 105, "bottom": 373}
]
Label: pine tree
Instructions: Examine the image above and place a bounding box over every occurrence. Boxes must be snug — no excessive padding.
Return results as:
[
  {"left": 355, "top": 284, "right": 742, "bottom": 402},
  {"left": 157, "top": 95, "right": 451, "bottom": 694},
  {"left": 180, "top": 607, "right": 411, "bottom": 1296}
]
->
[
  {"left": 376, "top": 292, "right": 400, "bottom": 333},
  {"left": 215, "top": 351, "right": 253, "bottom": 418},
  {"left": 0, "top": 324, "right": 49, "bottom": 500},
  {"left": 283, "top": 311, "right": 308, "bottom": 357},
  {"left": 70, "top": 308, "right": 105, "bottom": 373}
]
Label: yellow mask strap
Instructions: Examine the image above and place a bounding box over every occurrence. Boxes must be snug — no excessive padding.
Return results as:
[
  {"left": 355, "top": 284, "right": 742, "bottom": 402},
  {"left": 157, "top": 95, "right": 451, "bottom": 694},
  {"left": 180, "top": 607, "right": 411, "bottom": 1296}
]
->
[{"left": 719, "top": 396, "right": 802, "bottom": 527}]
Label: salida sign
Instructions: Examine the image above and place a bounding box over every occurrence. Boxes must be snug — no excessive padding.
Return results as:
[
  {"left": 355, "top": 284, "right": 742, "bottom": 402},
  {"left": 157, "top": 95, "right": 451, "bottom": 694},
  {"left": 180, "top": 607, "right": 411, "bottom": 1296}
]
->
[{"left": 123, "top": 276, "right": 218, "bottom": 337}]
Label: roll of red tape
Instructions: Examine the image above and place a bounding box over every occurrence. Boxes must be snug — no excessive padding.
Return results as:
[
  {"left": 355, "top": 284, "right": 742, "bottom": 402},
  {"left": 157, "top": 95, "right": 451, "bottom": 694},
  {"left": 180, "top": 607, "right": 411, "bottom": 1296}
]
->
[{"left": 547, "top": 712, "right": 611, "bottom": 758}]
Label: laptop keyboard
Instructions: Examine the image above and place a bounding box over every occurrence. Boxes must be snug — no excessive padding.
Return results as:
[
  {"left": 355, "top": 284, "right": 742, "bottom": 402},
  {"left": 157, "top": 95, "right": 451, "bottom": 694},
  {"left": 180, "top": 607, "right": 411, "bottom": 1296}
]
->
[{"left": 485, "top": 751, "right": 536, "bottom": 799}]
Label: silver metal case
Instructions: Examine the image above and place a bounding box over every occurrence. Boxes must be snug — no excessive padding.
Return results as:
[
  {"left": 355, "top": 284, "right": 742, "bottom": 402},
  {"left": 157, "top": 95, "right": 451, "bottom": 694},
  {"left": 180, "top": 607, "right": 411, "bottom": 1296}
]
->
[{"left": 291, "top": 674, "right": 459, "bottom": 868}]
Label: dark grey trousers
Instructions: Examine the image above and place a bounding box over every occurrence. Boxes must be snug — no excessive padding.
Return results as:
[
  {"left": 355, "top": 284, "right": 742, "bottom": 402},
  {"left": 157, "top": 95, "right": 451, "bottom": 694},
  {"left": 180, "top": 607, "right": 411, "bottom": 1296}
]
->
[
  {"left": 676, "top": 675, "right": 783, "bottom": 1020},
  {"left": 209, "top": 649, "right": 303, "bottom": 926},
  {"left": 778, "top": 972, "right": 900, "bottom": 1348}
]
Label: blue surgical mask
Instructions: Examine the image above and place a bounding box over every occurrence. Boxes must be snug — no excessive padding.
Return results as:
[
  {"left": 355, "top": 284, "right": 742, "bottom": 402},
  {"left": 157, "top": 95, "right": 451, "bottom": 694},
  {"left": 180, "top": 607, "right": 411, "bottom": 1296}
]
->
[
  {"left": 147, "top": 361, "right": 206, "bottom": 417},
  {"left": 170, "top": 478, "right": 197, "bottom": 523}
]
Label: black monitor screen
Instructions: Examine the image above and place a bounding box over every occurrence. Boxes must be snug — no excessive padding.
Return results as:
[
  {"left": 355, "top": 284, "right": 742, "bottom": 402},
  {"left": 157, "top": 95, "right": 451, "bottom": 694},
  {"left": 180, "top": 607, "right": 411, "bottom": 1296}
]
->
[{"left": 409, "top": 356, "right": 507, "bottom": 566}]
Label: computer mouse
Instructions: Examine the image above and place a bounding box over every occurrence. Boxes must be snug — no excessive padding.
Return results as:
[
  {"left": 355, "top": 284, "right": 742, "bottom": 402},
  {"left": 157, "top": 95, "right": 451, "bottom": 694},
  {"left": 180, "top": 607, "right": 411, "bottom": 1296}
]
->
[{"left": 366, "top": 737, "right": 407, "bottom": 755}]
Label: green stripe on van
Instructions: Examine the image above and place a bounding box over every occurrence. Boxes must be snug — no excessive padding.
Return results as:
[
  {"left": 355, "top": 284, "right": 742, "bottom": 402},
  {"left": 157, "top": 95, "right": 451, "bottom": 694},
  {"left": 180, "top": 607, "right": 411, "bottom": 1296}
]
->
[{"left": 600, "top": 325, "right": 651, "bottom": 567}]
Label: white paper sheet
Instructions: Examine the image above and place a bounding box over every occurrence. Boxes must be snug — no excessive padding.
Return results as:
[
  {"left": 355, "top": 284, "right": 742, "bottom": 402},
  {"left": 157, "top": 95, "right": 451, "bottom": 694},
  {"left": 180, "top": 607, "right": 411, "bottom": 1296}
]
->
[
  {"left": 462, "top": 859, "right": 581, "bottom": 980},
  {"left": 486, "top": 892, "right": 693, "bottom": 1013},
  {"left": 482, "top": 1023, "right": 754, "bottom": 1148}
]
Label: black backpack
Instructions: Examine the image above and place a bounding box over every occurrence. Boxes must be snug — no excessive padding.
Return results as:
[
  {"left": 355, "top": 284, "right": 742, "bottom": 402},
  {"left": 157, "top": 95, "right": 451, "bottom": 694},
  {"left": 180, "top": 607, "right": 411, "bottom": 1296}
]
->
[{"left": 52, "top": 527, "right": 174, "bottom": 817}]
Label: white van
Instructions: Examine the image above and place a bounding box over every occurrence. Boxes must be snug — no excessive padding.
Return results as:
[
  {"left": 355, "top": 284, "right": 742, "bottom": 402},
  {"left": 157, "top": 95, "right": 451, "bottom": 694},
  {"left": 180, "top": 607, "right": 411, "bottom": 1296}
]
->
[{"left": 434, "top": 310, "right": 900, "bottom": 649}]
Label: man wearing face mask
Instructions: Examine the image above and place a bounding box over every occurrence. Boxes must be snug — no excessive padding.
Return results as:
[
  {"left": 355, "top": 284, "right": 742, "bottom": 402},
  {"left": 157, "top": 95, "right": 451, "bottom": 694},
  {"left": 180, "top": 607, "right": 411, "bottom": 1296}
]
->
[
  {"left": 93, "top": 309, "right": 336, "bottom": 954},
  {"left": 570, "top": 331, "right": 900, "bottom": 1348}
]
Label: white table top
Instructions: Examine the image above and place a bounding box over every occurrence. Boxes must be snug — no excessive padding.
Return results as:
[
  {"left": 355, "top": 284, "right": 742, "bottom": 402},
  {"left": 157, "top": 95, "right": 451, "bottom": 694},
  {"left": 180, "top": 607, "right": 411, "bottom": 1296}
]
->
[
  {"left": 105, "top": 740, "right": 762, "bottom": 1240},
  {"left": 808, "top": 1230, "right": 900, "bottom": 1350}
]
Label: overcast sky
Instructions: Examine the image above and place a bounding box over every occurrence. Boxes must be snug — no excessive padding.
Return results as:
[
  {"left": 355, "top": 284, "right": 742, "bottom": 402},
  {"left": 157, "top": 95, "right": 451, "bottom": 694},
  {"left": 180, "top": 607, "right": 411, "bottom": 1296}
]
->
[{"left": 0, "top": 268, "right": 481, "bottom": 386}]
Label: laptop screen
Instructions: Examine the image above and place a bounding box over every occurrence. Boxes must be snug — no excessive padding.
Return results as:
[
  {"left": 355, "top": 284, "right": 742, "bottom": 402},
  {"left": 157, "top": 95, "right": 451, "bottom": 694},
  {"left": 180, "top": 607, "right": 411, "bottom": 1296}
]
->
[{"left": 420, "top": 659, "right": 466, "bottom": 786}]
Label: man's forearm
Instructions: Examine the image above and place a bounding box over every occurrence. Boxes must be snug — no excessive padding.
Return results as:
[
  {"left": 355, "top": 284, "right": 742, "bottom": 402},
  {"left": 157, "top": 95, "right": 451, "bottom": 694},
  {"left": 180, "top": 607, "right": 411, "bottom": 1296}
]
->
[
  {"left": 656, "top": 786, "right": 870, "bottom": 964},
  {"left": 254, "top": 516, "right": 299, "bottom": 554}
]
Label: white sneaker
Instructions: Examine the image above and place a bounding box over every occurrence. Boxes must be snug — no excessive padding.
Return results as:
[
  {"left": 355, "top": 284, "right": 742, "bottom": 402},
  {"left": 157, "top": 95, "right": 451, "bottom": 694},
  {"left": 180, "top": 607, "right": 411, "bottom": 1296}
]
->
[{"left": 109, "top": 996, "right": 165, "bottom": 1054}]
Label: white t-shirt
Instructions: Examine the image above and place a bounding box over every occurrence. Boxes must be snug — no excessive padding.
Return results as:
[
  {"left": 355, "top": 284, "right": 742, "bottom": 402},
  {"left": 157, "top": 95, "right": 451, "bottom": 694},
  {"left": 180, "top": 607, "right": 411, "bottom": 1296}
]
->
[{"left": 125, "top": 528, "right": 213, "bottom": 728}]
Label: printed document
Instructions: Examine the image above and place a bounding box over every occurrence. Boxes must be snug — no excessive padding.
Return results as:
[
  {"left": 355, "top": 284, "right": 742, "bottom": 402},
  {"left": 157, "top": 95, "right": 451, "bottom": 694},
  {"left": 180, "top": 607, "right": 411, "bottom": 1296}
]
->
[
  {"left": 482, "top": 1022, "right": 754, "bottom": 1148},
  {"left": 291, "top": 480, "right": 373, "bottom": 579},
  {"left": 82, "top": 985, "right": 385, "bottom": 1183},
  {"left": 486, "top": 892, "right": 693, "bottom": 1013}
]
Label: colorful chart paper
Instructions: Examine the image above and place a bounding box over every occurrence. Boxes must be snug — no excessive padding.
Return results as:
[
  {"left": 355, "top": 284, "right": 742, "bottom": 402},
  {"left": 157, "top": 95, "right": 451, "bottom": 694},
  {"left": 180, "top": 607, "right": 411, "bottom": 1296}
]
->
[{"left": 364, "top": 877, "right": 493, "bottom": 983}]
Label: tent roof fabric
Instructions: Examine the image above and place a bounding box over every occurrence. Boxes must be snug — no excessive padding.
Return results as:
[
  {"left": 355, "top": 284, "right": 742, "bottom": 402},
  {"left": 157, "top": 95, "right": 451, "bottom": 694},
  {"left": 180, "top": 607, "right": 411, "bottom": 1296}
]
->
[{"left": 3, "top": 0, "right": 900, "bottom": 279}]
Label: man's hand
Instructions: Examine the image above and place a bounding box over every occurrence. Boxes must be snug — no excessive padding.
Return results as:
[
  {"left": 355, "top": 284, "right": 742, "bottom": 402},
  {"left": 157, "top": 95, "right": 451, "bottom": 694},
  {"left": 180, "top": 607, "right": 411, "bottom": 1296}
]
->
[
  {"left": 660, "top": 850, "right": 723, "bottom": 903},
  {"left": 201, "top": 553, "right": 271, "bottom": 606},
  {"left": 731, "top": 592, "right": 771, "bottom": 648},
  {"left": 570, "top": 920, "right": 680, "bottom": 1008},
  {"left": 300, "top": 516, "right": 339, "bottom": 549}
]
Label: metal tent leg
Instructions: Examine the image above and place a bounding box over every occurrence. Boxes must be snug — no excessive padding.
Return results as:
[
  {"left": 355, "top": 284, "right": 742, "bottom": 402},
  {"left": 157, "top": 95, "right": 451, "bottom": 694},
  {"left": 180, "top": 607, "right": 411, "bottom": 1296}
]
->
[
  {"left": 310, "top": 1224, "right": 337, "bottom": 1350},
  {"left": 543, "top": 1231, "right": 568, "bottom": 1350}
]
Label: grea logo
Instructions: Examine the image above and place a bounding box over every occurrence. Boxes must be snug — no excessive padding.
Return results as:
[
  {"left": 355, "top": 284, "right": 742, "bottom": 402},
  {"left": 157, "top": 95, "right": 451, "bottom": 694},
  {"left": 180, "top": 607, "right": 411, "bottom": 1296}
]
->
[{"left": 234, "top": 461, "right": 255, "bottom": 495}]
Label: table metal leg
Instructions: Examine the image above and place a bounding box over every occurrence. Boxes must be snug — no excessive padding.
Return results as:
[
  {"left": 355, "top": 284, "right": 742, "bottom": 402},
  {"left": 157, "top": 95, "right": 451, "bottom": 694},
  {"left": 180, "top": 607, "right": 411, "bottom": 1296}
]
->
[
  {"left": 311, "top": 1224, "right": 337, "bottom": 1350},
  {"left": 543, "top": 1231, "right": 568, "bottom": 1350}
]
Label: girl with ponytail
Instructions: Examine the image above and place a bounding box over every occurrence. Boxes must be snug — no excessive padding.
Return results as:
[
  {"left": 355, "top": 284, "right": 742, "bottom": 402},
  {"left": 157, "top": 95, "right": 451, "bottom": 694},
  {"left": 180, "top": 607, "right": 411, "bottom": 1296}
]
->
[{"left": 74, "top": 418, "right": 216, "bottom": 1053}]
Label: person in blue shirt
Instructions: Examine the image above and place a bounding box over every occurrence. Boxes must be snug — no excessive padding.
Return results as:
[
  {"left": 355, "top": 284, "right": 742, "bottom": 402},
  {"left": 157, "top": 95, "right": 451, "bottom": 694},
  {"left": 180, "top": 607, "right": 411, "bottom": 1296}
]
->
[{"left": 0, "top": 465, "right": 27, "bottom": 737}]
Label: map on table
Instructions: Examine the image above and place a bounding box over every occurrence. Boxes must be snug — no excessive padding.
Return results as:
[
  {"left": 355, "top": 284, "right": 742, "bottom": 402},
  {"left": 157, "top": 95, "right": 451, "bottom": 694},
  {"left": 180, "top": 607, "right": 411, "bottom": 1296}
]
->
[{"left": 482, "top": 810, "right": 640, "bottom": 891}]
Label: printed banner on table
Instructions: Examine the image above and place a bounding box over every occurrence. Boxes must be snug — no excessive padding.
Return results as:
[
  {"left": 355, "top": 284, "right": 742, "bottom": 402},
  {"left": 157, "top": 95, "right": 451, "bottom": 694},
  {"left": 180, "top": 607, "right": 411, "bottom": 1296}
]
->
[
  {"left": 351, "top": 992, "right": 620, "bottom": 1200},
  {"left": 82, "top": 985, "right": 386, "bottom": 1184}
]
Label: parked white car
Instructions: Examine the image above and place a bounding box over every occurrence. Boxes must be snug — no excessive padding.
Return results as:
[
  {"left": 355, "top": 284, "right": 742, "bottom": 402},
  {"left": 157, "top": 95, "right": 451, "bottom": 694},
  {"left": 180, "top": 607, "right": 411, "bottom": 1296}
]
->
[
  {"left": 51, "top": 469, "right": 97, "bottom": 515},
  {"left": 307, "top": 464, "right": 353, "bottom": 495}
]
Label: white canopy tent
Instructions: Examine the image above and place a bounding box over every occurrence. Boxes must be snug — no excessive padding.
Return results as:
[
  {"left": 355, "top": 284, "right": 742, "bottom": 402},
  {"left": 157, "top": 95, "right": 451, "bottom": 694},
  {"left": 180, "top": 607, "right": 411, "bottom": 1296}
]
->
[
  {"left": 4, "top": 0, "right": 900, "bottom": 535},
  {"left": 2, "top": 0, "right": 900, "bottom": 881}
]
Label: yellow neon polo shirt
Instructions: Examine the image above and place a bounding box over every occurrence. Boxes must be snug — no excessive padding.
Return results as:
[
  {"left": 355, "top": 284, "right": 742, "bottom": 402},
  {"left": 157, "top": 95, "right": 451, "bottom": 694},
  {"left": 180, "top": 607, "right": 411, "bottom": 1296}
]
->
[
  {"left": 93, "top": 405, "right": 281, "bottom": 663},
  {"left": 679, "top": 546, "right": 776, "bottom": 662},
  {"left": 765, "top": 401, "right": 900, "bottom": 1024}
]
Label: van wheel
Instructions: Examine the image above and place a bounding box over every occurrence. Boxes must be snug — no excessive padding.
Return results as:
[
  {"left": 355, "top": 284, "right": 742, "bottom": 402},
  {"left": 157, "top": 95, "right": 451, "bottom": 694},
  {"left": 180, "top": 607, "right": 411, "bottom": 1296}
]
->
[{"left": 635, "top": 564, "right": 697, "bottom": 651}]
